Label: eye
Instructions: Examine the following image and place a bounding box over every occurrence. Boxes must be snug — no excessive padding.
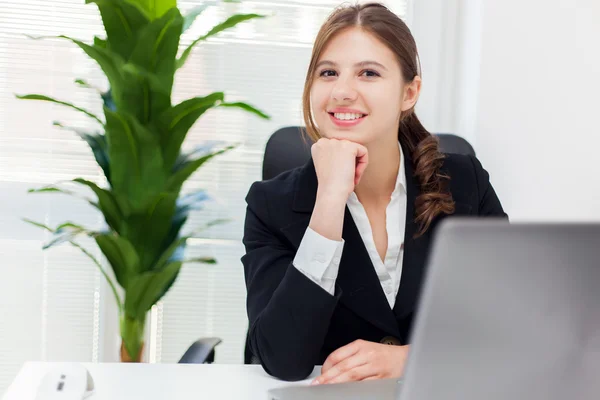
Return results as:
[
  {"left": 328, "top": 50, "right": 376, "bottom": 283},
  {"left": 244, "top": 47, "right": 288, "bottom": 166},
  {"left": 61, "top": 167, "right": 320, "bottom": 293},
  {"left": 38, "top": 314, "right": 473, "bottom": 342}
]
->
[
  {"left": 361, "top": 69, "right": 380, "bottom": 78},
  {"left": 318, "top": 69, "right": 337, "bottom": 77}
]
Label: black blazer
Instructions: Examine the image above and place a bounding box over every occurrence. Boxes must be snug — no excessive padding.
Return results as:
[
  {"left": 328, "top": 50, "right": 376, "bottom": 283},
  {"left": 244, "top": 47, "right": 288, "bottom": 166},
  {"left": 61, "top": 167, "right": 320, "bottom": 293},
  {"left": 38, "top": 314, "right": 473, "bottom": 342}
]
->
[{"left": 241, "top": 145, "right": 507, "bottom": 381}]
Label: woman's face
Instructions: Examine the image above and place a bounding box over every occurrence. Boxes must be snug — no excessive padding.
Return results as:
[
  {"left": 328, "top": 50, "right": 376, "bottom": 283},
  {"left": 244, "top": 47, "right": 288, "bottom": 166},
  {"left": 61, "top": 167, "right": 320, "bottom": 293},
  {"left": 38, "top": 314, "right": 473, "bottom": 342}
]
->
[{"left": 310, "top": 27, "right": 418, "bottom": 146}]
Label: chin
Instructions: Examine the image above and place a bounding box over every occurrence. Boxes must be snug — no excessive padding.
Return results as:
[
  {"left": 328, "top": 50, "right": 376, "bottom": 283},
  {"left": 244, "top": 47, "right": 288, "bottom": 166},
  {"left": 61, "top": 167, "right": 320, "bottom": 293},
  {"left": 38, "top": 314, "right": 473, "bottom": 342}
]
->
[{"left": 327, "top": 130, "right": 370, "bottom": 145}]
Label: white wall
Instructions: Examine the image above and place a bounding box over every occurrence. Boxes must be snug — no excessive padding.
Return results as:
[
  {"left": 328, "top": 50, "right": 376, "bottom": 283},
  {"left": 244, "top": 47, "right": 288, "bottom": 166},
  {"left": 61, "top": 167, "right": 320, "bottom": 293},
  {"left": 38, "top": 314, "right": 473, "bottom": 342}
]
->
[{"left": 412, "top": 0, "right": 600, "bottom": 221}]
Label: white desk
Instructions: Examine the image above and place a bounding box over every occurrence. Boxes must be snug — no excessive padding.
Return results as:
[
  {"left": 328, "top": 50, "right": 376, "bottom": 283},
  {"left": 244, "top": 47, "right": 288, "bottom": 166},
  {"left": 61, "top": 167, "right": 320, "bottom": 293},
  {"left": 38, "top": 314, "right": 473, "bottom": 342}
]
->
[{"left": 2, "top": 362, "right": 321, "bottom": 400}]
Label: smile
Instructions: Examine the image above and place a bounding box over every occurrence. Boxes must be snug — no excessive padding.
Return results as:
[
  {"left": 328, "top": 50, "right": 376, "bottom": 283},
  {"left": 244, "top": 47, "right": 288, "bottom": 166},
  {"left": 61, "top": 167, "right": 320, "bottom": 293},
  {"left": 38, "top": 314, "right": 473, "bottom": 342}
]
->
[{"left": 328, "top": 112, "right": 367, "bottom": 127}]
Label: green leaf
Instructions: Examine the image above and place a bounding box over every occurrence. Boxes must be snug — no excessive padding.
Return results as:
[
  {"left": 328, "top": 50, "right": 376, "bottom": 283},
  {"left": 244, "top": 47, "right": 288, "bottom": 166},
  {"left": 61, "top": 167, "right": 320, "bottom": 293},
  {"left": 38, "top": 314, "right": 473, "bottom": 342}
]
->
[
  {"left": 182, "top": 4, "right": 209, "bottom": 32},
  {"left": 68, "top": 37, "right": 124, "bottom": 87},
  {"left": 74, "top": 78, "right": 102, "bottom": 93},
  {"left": 197, "top": 218, "right": 231, "bottom": 232},
  {"left": 28, "top": 184, "right": 98, "bottom": 208},
  {"left": 158, "top": 92, "right": 224, "bottom": 171},
  {"left": 130, "top": 7, "right": 182, "bottom": 72},
  {"left": 28, "top": 185, "right": 76, "bottom": 195},
  {"left": 184, "top": 257, "right": 216, "bottom": 264},
  {"left": 125, "top": 261, "right": 181, "bottom": 319},
  {"left": 126, "top": 8, "right": 182, "bottom": 115},
  {"left": 40, "top": 35, "right": 125, "bottom": 104},
  {"left": 22, "top": 218, "right": 53, "bottom": 232},
  {"left": 154, "top": 235, "right": 188, "bottom": 269},
  {"left": 172, "top": 142, "right": 224, "bottom": 171},
  {"left": 120, "top": 62, "right": 171, "bottom": 122},
  {"left": 15, "top": 94, "right": 103, "bottom": 125},
  {"left": 25, "top": 34, "right": 126, "bottom": 108},
  {"left": 122, "top": 192, "right": 177, "bottom": 272},
  {"left": 131, "top": 0, "right": 176, "bottom": 20},
  {"left": 166, "top": 146, "right": 235, "bottom": 192},
  {"left": 43, "top": 225, "right": 99, "bottom": 250},
  {"left": 163, "top": 190, "right": 211, "bottom": 247},
  {"left": 103, "top": 109, "right": 165, "bottom": 212},
  {"left": 55, "top": 222, "right": 88, "bottom": 231},
  {"left": 95, "top": 234, "right": 140, "bottom": 288},
  {"left": 101, "top": 89, "right": 116, "bottom": 111},
  {"left": 23, "top": 218, "right": 124, "bottom": 313},
  {"left": 73, "top": 178, "right": 123, "bottom": 231},
  {"left": 220, "top": 101, "right": 270, "bottom": 119},
  {"left": 94, "top": 36, "right": 107, "bottom": 48},
  {"left": 53, "top": 122, "right": 111, "bottom": 182},
  {"left": 177, "top": 13, "right": 266, "bottom": 69},
  {"left": 86, "top": 0, "right": 150, "bottom": 59},
  {"left": 70, "top": 241, "right": 123, "bottom": 314}
]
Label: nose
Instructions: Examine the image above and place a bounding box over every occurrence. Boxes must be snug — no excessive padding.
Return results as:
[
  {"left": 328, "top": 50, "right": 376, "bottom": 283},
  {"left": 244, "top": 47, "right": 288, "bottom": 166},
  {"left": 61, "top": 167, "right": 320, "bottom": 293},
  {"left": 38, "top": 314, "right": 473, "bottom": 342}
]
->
[{"left": 331, "top": 76, "right": 357, "bottom": 102}]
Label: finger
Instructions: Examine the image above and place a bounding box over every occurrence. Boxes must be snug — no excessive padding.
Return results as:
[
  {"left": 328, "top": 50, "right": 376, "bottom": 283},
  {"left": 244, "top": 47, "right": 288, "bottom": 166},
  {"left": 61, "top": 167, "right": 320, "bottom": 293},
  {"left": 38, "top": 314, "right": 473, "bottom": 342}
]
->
[
  {"left": 354, "top": 159, "right": 368, "bottom": 186},
  {"left": 314, "top": 353, "right": 368, "bottom": 385},
  {"left": 354, "top": 144, "right": 368, "bottom": 163},
  {"left": 353, "top": 145, "right": 368, "bottom": 186},
  {"left": 326, "top": 363, "right": 378, "bottom": 384},
  {"left": 322, "top": 341, "right": 361, "bottom": 373}
]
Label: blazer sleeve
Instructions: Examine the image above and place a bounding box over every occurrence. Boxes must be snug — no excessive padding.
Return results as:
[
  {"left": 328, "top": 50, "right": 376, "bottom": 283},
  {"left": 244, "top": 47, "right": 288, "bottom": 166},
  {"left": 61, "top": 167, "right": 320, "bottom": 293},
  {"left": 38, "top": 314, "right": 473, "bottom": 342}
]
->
[
  {"left": 469, "top": 155, "right": 508, "bottom": 218},
  {"left": 241, "top": 182, "right": 340, "bottom": 381}
]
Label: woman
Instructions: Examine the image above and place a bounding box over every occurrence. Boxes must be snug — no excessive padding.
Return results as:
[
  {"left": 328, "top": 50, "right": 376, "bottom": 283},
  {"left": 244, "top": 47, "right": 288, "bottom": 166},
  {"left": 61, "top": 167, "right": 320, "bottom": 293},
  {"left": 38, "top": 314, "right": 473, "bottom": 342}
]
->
[{"left": 241, "top": 2, "right": 507, "bottom": 383}]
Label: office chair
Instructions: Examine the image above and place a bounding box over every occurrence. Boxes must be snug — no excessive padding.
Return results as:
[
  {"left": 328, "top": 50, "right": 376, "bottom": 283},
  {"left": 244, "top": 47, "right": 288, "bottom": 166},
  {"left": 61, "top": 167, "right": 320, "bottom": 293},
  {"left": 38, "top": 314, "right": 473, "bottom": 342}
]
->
[
  {"left": 244, "top": 126, "right": 477, "bottom": 364},
  {"left": 178, "top": 337, "right": 222, "bottom": 364},
  {"left": 262, "top": 126, "right": 475, "bottom": 180}
]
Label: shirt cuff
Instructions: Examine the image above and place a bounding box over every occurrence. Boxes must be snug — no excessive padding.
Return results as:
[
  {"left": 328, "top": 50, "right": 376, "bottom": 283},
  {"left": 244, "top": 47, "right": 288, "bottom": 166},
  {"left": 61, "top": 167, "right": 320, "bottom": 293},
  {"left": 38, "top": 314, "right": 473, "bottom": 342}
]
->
[{"left": 292, "top": 227, "right": 345, "bottom": 295}]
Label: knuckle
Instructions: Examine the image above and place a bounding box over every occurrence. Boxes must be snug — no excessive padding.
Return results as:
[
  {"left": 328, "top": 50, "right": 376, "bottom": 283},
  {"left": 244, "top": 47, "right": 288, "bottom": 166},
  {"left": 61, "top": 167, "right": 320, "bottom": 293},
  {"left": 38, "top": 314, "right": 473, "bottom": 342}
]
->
[
  {"left": 339, "top": 361, "right": 350, "bottom": 372},
  {"left": 367, "top": 349, "right": 377, "bottom": 360}
]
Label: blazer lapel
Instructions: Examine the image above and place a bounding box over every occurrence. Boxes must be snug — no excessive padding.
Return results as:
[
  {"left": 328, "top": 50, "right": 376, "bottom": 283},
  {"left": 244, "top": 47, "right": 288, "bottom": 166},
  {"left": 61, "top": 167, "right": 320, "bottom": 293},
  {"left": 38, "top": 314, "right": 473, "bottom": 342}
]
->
[
  {"left": 393, "top": 146, "right": 433, "bottom": 319},
  {"left": 281, "top": 159, "right": 401, "bottom": 338},
  {"left": 336, "top": 208, "right": 402, "bottom": 337}
]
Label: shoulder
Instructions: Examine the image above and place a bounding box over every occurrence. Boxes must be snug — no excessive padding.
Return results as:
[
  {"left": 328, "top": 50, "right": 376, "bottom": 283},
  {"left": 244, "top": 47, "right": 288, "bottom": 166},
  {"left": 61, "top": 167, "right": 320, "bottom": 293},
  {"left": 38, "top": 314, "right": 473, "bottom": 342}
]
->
[
  {"left": 439, "top": 153, "right": 490, "bottom": 205},
  {"left": 440, "top": 153, "right": 489, "bottom": 187},
  {"left": 245, "top": 164, "right": 304, "bottom": 215}
]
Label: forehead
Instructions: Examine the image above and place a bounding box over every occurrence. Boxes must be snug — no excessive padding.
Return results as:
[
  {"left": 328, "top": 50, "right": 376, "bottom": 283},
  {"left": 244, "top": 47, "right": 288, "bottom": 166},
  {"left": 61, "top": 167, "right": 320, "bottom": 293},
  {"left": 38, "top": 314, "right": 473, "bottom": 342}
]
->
[{"left": 318, "top": 27, "right": 398, "bottom": 67}]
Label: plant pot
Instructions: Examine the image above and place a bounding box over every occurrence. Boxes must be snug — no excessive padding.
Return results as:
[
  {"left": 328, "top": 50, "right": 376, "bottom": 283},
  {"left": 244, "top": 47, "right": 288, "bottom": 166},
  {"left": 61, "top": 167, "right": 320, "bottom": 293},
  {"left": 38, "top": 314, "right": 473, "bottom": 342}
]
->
[
  {"left": 120, "top": 341, "right": 145, "bottom": 362},
  {"left": 120, "top": 315, "right": 145, "bottom": 362}
]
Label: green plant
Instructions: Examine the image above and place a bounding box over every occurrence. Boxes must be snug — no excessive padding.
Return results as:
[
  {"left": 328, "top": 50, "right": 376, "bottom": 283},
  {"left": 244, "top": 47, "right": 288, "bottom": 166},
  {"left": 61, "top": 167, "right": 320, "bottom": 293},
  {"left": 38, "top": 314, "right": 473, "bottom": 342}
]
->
[{"left": 17, "top": 0, "right": 268, "bottom": 361}]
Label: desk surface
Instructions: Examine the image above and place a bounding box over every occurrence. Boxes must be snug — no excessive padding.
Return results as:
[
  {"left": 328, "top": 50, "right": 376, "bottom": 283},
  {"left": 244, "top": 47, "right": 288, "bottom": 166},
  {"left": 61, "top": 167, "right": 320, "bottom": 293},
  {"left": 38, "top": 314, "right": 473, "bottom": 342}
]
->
[{"left": 2, "top": 362, "right": 321, "bottom": 400}]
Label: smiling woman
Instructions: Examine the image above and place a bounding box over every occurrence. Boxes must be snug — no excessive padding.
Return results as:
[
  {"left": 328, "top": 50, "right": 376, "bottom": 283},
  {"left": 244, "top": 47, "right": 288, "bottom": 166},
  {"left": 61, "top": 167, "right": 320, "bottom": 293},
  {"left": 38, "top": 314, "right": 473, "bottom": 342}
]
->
[{"left": 241, "top": 1, "right": 507, "bottom": 383}]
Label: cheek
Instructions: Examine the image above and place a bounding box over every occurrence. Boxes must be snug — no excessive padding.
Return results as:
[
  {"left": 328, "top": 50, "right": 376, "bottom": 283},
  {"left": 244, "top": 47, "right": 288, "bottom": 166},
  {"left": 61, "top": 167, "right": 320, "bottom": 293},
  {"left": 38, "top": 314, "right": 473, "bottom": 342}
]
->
[
  {"left": 372, "top": 89, "right": 402, "bottom": 121},
  {"left": 310, "top": 85, "right": 330, "bottom": 109}
]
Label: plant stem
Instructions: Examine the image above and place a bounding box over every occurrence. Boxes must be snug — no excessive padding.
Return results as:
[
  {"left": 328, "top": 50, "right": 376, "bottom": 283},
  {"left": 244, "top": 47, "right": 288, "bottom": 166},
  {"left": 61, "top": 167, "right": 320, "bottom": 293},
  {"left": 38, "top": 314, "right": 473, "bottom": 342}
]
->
[{"left": 120, "top": 314, "right": 145, "bottom": 362}]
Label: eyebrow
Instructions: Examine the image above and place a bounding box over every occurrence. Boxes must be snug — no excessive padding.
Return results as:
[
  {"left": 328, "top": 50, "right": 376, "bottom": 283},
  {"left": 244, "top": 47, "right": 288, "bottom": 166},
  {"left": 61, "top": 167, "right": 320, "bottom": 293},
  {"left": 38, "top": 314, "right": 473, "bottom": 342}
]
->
[{"left": 315, "top": 60, "right": 388, "bottom": 72}]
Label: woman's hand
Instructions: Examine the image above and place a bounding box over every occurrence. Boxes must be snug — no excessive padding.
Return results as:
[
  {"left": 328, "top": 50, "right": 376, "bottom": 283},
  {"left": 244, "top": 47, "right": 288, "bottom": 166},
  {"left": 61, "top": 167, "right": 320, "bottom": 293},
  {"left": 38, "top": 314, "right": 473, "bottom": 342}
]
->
[
  {"left": 311, "top": 340, "right": 409, "bottom": 385},
  {"left": 311, "top": 138, "right": 369, "bottom": 199},
  {"left": 308, "top": 138, "right": 369, "bottom": 241}
]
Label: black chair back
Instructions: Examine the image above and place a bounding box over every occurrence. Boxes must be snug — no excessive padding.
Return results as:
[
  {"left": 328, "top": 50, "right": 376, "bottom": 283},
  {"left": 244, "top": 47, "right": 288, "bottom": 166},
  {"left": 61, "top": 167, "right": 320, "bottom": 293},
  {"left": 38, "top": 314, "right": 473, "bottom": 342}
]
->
[{"left": 262, "top": 126, "right": 475, "bottom": 180}]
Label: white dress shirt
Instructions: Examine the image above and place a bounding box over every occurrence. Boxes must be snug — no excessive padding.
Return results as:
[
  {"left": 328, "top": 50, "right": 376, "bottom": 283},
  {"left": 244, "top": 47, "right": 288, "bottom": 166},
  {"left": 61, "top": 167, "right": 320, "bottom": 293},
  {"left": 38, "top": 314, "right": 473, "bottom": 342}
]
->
[{"left": 293, "top": 143, "right": 407, "bottom": 308}]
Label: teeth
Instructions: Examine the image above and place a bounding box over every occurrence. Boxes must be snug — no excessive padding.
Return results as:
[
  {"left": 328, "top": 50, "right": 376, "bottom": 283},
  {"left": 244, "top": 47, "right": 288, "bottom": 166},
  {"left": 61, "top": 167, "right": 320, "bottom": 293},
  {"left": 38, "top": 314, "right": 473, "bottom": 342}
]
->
[{"left": 333, "top": 112, "right": 364, "bottom": 120}]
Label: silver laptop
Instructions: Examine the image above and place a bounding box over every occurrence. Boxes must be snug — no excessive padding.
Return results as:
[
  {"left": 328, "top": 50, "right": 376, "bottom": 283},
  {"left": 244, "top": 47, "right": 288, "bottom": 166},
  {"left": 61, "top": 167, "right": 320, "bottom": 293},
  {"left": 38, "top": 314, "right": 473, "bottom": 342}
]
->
[{"left": 268, "top": 220, "right": 600, "bottom": 400}]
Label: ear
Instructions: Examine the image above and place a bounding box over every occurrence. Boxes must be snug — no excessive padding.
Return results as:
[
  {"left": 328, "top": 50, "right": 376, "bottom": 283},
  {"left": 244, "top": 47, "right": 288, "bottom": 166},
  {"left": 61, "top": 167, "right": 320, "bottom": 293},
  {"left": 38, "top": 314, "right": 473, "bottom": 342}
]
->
[{"left": 401, "top": 76, "right": 422, "bottom": 112}]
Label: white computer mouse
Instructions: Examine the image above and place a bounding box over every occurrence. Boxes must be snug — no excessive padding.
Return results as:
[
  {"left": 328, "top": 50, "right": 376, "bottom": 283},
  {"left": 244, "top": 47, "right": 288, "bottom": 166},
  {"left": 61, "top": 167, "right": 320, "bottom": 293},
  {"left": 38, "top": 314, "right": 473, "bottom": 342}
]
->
[{"left": 35, "top": 363, "right": 95, "bottom": 400}]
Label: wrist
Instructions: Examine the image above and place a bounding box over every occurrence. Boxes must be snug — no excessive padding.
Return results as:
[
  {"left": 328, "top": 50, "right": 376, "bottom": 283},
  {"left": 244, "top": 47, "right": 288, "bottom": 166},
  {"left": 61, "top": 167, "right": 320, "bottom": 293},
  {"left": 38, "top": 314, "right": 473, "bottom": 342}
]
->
[{"left": 316, "top": 188, "right": 350, "bottom": 206}]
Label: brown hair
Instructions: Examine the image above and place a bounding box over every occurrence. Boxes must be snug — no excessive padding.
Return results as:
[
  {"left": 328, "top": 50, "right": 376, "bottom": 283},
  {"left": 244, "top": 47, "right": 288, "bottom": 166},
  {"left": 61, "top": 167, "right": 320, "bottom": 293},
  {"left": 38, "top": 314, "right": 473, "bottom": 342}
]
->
[{"left": 301, "top": 1, "right": 455, "bottom": 236}]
